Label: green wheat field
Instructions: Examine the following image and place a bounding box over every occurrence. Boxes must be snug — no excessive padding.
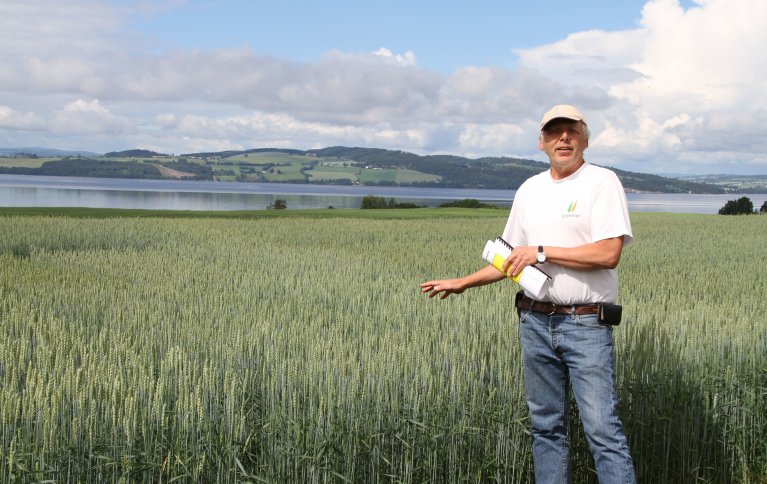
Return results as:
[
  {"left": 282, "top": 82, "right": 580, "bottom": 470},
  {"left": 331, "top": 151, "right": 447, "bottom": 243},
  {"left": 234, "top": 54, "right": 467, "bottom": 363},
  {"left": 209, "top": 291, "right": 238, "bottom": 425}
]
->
[{"left": 1, "top": 210, "right": 765, "bottom": 483}]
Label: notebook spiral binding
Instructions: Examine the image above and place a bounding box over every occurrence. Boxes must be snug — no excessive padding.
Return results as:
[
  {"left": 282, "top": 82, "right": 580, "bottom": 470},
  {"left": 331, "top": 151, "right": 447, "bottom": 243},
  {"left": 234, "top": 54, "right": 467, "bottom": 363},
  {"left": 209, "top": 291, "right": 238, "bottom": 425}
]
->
[{"left": 495, "top": 236, "right": 513, "bottom": 251}]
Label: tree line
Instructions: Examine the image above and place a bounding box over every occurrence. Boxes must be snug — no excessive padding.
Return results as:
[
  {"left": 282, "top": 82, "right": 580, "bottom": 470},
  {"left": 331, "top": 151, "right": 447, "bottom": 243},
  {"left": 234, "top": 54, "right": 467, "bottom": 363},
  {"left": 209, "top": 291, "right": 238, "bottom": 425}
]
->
[
  {"left": 0, "top": 158, "right": 213, "bottom": 180},
  {"left": 718, "top": 196, "right": 767, "bottom": 215}
]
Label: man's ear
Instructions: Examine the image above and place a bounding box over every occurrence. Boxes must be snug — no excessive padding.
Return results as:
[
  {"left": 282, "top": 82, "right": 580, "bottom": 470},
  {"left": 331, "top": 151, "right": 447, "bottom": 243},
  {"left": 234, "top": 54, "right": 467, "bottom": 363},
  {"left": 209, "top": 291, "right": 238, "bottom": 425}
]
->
[{"left": 538, "top": 135, "right": 544, "bottom": 150}]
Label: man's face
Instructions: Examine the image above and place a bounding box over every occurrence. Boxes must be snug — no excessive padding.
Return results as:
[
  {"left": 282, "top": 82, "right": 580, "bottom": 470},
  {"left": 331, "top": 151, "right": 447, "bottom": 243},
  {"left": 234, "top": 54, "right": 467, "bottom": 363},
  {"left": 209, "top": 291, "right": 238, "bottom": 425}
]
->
[{"left": 538, "top": 119, "right": 589, "bottom": 174}]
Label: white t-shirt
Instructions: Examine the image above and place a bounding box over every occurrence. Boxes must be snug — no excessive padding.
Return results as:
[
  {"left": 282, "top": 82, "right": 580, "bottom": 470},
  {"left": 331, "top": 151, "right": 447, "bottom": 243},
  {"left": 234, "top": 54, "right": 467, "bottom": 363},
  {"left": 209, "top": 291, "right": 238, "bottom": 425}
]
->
[{"left": 502, "top": 162, "right": 633, "bottom": 305}]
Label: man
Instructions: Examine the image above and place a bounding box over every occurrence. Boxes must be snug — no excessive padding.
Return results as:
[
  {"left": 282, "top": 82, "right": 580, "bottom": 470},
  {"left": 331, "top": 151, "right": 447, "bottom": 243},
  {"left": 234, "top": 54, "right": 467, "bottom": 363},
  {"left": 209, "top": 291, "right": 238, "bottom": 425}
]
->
[{"left": 420, "top": 105, "right": 636, "bottom": 483}]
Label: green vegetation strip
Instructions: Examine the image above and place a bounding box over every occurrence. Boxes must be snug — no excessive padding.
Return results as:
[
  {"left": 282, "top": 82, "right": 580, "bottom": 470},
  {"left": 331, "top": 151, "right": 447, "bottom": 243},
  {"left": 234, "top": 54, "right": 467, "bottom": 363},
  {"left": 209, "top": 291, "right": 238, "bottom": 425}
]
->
[{"left": 0, "top": 206, "right": 508, "bottom": 220}]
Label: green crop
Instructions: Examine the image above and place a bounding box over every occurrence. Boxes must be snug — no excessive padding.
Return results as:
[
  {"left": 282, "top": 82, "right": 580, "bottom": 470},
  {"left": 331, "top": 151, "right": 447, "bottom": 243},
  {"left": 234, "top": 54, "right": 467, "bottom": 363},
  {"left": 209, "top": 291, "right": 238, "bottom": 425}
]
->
[{"left": 0, "top": 212, "right": 764, "bottom": 482}]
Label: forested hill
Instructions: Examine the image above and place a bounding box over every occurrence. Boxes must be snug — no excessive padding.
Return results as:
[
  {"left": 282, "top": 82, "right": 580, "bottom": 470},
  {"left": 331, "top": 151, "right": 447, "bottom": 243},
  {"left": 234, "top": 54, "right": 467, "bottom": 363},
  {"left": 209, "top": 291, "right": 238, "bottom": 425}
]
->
[
  {"left": 0, "top": 145, "right": 726, "bottom": 193},
  {"left": 297, "top": 146, "right": 724, "bottom": 193},
  {"left": 104, "top": 149, "right": 166, "bottom": 157}
]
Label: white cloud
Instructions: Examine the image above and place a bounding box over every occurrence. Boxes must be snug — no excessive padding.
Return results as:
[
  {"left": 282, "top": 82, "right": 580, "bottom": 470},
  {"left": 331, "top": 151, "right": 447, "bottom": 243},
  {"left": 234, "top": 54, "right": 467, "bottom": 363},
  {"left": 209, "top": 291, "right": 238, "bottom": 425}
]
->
[
  {"left": 13, "top": 47, "right": 440, "bottom": 126},
  {"left": 514, "top": 0, "right": 767, "bottom": 172},
  {"left": 149, "top": 111, "right": 430, "bottom": 154},
  {"left": 0, "top": 106, "right": 45, "bottom": 130},
  {"left": 436, "top": 66, "right": 590, "bottom": 124},
  {"left": 51, "top": 99, "right": 133, "bottom": 135},
  {"left": 457, "top": 123, "right": 527, "bottom": 155},
  {"left": 372, "top": 48, "right": 417, "bottom": 66},
  {"left": 515, "top": 29, "right": 647, "bottom": 90},
  {"left": 0, "top": 0, "right": 128, "bottom": 60}
]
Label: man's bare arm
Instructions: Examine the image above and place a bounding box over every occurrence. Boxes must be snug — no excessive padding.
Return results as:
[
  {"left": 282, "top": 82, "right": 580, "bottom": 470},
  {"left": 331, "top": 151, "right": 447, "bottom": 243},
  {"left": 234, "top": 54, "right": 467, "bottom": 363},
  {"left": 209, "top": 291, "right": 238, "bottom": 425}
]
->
[
  {"left": 420, "top": 265, "right": 506, "bottom": 299},
  {"left": 502, "top": 237, "right": 625, "bottom": 276}
]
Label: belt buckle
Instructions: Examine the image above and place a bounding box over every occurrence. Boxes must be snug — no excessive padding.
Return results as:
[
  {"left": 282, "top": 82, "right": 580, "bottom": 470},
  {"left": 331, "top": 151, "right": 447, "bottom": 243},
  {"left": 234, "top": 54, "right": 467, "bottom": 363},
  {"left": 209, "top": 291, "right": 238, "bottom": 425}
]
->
[
  {"left": 549, "top": 304, "right": 575, "bottom": 316},
  {"left": 548, "top": 304, "right": 557, "bottom": 316}
]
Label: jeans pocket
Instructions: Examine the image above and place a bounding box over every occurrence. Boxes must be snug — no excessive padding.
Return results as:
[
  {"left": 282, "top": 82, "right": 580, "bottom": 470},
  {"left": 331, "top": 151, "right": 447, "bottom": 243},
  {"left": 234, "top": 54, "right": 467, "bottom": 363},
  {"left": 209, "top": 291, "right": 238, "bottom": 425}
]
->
[
  {"left": 574, "top": 313, "right": 609, "bottom": 329},
  {"left": 519, "top": 309, "right": 531, "bottom": 324}
]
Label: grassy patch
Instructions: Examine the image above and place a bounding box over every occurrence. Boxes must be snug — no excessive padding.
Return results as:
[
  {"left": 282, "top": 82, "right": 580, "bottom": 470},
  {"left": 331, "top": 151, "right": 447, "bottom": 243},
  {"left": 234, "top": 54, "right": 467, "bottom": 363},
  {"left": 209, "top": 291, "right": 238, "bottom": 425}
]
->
[
  {"left": 261, "top": 163, "right": 307, "bottom": 182},
  {"left": 307, "top": 165, "right": 358, "bottom": 182},
  {"left": 357, "top": 168, "right": 441, "bottom": 184},
  {"left": 0, "top": 157, "right": 56, "bottom": 168}
]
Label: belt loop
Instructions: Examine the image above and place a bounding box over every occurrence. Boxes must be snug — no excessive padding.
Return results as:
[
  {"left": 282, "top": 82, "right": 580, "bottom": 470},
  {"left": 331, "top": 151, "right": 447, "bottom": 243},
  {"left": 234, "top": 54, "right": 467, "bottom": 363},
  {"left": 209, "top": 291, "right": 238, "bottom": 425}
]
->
[{"left": 570, "top": 305, "right": 576, "bottom": 318}]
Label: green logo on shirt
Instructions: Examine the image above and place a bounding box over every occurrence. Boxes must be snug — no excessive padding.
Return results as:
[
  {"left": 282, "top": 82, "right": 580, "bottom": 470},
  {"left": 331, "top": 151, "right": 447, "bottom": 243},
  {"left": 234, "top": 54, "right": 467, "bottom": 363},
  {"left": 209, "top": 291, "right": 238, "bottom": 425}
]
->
[{"left": 562, "top": 201, "right": 580, "bottom": 218}]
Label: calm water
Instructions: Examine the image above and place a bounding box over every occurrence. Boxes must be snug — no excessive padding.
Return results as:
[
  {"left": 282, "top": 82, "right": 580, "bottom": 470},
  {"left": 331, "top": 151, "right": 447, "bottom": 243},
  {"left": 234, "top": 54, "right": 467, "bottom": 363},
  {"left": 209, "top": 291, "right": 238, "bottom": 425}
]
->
[{"left": 1, "top": 174, "right": 765, "bottom": 214}]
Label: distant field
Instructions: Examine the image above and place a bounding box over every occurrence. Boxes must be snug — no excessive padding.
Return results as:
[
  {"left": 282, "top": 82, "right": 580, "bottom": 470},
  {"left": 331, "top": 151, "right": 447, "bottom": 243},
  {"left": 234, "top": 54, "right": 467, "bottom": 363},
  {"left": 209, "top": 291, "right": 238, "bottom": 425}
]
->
[
  {"left": 261, "top": 162, "right": 306, "bottom": 181},
  {"left": 372, "top": 168, "right": 441, "bottom": 184},
  {"left": 0, "top": 157, "right": 55, "bottom": 168},
  {"left": 679, "top": 174, "right": 767, "bottom": 191},
  {"left": 308, "top": 165, "right": 441, "bottom": 184},
  {"left": 306, "top": 165, "right": 358, "bottom": 181}
]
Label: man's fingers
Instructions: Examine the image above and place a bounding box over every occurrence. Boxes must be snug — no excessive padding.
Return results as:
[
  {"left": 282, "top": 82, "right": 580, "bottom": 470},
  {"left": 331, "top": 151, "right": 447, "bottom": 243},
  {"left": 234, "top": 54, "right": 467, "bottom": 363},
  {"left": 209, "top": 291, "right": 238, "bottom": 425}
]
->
[
  {"left": 420, "top": 282, "right": 437, "bottom": 293},
  {"left": 421, "top": 281, "right": 457, "bottom": 299}
]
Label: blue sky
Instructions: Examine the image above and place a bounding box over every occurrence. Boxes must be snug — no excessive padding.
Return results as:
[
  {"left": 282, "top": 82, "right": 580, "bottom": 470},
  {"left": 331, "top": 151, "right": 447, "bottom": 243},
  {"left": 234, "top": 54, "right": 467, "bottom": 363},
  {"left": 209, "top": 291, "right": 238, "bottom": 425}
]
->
[
  {"left": 132, "top": 1, "right": 660, "bottom": 73},
  {"left": 1, "top": 0, "right": 765, "bottom": 175}
]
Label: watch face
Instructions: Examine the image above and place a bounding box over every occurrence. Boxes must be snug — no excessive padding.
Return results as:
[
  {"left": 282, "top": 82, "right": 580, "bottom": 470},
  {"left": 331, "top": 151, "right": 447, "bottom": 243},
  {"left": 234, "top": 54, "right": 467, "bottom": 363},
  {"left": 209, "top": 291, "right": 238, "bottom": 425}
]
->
[{"left": 537, "top": 253, "right": 545, "bottom": 263}]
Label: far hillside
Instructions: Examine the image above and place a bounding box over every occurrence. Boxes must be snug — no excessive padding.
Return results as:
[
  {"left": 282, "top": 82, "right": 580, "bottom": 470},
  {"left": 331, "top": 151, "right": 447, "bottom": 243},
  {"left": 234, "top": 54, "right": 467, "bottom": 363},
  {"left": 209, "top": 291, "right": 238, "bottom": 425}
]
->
[
  {"left": 104, "top": 149, "right": 167, "bottom": 158},
  {"left": 180, "top": 146, "right": 724, "bottom": 193},
  {"left": 0, "top": 157, "right": 212, "bottom": 180},
  {"left": 0, "top": 145, "right": 730, "bottom": 193},
  {"left": 676, "top": 174, "right": 767, "bottom": 194}
]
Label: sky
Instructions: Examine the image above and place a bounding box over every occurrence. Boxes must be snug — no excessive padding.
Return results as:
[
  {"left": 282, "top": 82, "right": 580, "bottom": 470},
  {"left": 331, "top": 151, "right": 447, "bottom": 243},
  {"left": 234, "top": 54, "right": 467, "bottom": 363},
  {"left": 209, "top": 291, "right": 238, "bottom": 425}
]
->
[{"left": 1, "top": 0, "right": 765, "bottom": 175}]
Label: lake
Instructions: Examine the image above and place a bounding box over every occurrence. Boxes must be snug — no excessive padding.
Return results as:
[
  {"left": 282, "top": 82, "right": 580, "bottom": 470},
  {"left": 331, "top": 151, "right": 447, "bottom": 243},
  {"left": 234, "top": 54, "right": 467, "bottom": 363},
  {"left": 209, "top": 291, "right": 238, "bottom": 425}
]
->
[{"left": 1, "top": 174, "right": 765, "bottom": 214}]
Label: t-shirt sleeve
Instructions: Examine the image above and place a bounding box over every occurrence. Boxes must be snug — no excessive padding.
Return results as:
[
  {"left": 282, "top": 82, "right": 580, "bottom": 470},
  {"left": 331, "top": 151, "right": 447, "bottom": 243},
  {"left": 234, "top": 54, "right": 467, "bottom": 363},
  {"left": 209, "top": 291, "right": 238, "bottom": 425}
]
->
[
  {"left": 590, "top": 172, "right": 633, "bottom": 247},
  {"left": 502, "top": 188, "right": 527, "bottom": 247}
]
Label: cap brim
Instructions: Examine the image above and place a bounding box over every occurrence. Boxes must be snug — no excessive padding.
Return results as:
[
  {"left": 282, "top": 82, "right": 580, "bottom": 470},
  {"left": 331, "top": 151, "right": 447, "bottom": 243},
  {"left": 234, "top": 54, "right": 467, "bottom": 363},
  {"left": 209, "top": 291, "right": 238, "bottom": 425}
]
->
[{"left": 541, "top": 116, "right": 582, "bottom": 130}]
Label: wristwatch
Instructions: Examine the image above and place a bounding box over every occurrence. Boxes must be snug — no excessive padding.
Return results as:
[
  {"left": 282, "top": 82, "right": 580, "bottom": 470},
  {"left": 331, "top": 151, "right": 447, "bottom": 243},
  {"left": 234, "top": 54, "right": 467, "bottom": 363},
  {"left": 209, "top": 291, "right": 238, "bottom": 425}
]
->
[{"left": 536, "top": 245, "right": 546, "bottom": 264}]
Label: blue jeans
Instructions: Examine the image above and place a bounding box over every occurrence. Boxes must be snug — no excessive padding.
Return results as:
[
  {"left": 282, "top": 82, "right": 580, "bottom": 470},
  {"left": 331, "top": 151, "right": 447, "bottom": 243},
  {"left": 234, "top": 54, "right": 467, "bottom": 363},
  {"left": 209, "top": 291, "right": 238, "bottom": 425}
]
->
[{"left": 519, "top": 309, "right": 636, "bottom": 484}]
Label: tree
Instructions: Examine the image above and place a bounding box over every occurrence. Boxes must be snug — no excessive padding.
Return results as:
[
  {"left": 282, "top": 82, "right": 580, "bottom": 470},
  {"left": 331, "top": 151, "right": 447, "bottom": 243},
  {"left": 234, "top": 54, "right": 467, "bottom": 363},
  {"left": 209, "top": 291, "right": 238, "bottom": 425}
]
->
[
  {"left": 361, "top": 195, "right": 387, "bottom": 209},
  {"left": 718, "top": 196, "right": 754, "bottom": 215},
  {"left": 438, "top": 198, "right": 500, "bottom": 209},
  {"left": 360, "top": 195, "right": 421, "bottom": 209},
  {"left": 761, "top": 200, "right": 767, "bottom": 213},
  {"left": 269, "top": 199, "right": 287, "bottom": 210}
]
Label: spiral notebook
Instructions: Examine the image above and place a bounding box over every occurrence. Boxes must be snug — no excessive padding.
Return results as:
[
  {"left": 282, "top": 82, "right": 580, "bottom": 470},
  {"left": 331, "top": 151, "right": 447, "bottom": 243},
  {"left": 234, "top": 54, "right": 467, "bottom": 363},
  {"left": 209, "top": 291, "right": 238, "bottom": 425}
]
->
[{"left": 482, "top": 236, "right": 552, "bottom": 300}]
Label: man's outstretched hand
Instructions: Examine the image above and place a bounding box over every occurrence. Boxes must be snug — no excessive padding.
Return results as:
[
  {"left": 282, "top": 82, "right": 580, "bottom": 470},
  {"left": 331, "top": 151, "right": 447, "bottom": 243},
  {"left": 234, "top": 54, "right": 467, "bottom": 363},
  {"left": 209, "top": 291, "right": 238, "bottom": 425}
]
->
[{"left": 420, "top": 279, "right": 465, "bottom": 299}]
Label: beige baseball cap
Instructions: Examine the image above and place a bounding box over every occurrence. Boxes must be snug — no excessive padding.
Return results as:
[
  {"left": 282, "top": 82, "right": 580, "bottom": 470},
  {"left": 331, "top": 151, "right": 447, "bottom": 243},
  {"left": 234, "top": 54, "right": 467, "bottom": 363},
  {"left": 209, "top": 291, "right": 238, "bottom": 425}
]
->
[{"left": 540, "top": 104, "right": 587, "bottom": 129}]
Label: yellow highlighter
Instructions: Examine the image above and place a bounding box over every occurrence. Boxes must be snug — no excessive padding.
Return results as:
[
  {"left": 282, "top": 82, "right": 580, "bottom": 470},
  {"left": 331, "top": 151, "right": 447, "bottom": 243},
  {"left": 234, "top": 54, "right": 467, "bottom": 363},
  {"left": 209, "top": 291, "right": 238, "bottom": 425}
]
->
[{"left": 482, "top": 236, "right": 552, "bottom": 299}]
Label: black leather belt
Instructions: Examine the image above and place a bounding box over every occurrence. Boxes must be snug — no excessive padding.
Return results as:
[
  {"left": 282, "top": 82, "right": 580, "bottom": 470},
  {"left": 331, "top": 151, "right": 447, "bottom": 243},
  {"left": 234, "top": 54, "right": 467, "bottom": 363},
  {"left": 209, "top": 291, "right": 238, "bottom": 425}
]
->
[{"left": 515, "top": 293, "right": 599, "bottom": 315}]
